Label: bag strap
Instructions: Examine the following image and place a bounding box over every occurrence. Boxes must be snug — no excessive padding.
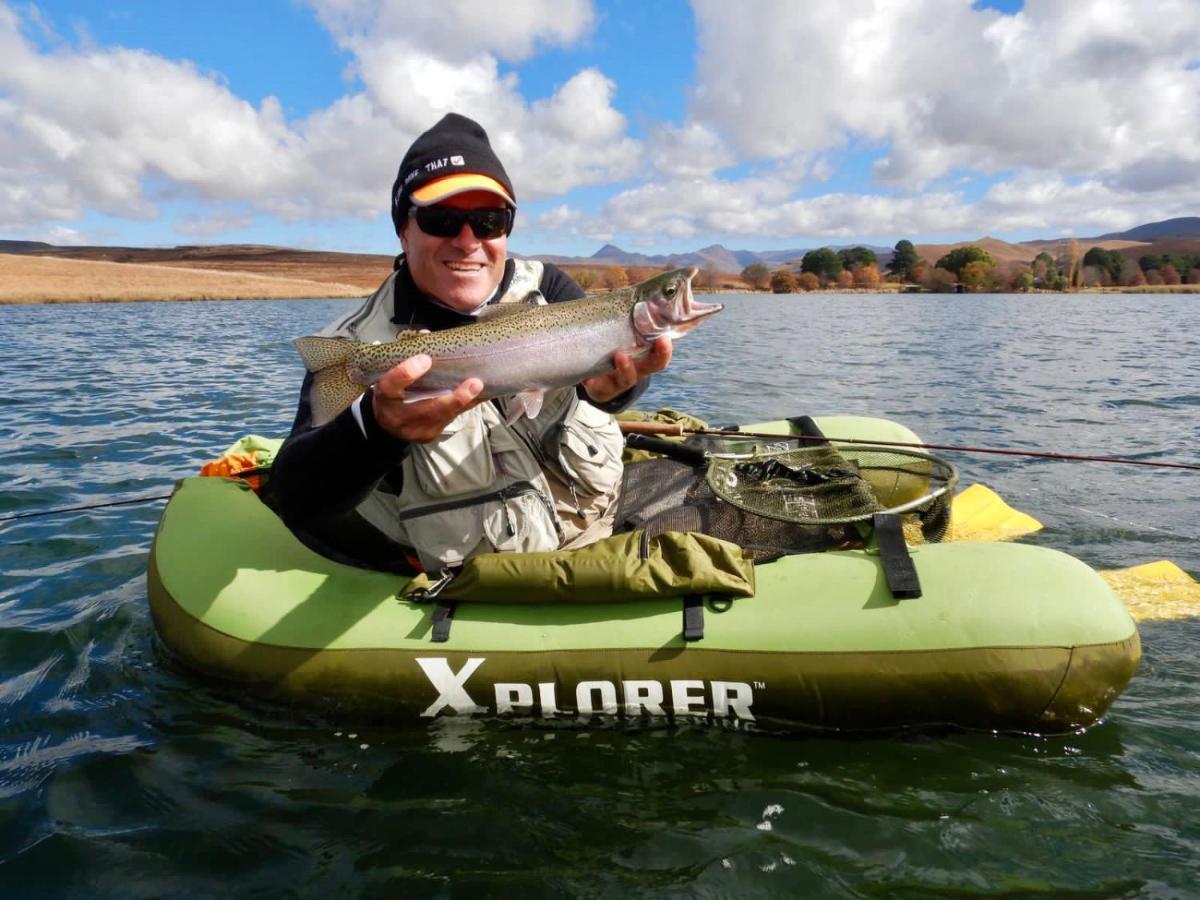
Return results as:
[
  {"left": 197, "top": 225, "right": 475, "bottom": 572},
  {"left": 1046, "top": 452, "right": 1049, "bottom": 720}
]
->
[
  {"left": 873, "top": 512, "right": 921, "bottom": 599},
  {"left": 431, "top": 600, "right": 456, "bottom": 643},
  {"left": 682, "top": 595, "right": 705, "bottom": 641}
]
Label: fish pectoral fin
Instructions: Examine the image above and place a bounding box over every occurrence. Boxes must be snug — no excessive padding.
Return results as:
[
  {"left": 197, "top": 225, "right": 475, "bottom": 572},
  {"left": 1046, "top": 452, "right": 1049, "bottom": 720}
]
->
[{"left": 506, "top": 388, "right": 546, "bottom": 423}]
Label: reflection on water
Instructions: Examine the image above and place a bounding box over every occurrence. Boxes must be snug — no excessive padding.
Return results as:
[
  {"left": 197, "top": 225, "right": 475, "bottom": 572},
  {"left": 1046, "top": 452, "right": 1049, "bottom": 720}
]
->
[{"left": 0, "top": 294, "right": 1197, "bottom": 895}]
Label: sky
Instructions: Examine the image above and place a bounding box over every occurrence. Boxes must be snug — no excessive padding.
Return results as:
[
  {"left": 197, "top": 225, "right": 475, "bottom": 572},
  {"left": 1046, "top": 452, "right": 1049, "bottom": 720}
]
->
[{"left": 2, "top": 0, "right": 1198, "bottom": 258}]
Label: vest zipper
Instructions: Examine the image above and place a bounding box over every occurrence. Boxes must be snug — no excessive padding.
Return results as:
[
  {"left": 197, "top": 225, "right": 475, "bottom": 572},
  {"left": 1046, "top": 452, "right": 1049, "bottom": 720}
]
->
[{"left": 395, "top": 481, "right": 563, "bottom": 541}]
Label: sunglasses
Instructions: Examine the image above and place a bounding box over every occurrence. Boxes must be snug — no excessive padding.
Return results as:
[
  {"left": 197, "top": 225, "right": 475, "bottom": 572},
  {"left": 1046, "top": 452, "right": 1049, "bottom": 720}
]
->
[{"left": 413, "top": 205, "right": 514, "bottom": 239}]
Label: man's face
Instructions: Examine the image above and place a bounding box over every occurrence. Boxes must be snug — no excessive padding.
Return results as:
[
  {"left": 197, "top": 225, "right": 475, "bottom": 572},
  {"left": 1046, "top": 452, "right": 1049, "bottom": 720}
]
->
[{"left": 400, "top": 190, "right": 509, "bottom": 313}]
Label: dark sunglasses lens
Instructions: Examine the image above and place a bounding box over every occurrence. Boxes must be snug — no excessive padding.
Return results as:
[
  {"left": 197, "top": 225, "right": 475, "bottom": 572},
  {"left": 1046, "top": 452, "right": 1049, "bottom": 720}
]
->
[
  {"left": 468, "top": 209, "right": 510, "bottom": 239},
  {"left": 415, "top": 206, "right": 511, "bottom": 239}
]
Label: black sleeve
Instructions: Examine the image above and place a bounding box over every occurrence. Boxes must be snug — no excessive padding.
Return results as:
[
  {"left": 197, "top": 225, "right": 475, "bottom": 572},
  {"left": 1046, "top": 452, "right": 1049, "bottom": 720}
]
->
[
  {"left": 268, "top": 374, "right": 411, "bottom": 524},
  {"left": 541, "top": 263, "right": 651, "bottom": 413},
  {"left": 539, "top": 262, "right": 587, "bottom": 302}
]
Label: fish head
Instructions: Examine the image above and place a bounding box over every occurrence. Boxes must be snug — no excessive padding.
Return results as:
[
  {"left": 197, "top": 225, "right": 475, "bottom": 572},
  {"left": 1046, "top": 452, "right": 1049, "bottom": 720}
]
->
[{"left": 631, "top": 266, "right": 723, "bottom": 341}]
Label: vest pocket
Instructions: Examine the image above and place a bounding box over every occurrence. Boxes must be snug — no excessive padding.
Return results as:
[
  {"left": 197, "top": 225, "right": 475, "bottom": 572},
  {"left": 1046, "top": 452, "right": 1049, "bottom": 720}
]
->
[
  {"left": 554, "top": 401, "right": 625, "bottom": 502},
  {"left": 410, "top": 413, "right": 496, "bottom": 499}
]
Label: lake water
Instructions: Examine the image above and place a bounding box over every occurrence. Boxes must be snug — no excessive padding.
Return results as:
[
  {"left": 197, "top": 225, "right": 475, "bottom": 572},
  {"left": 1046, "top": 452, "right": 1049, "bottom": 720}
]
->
[{"left": 1, "top": 293, "right": 1197, "bottom": 896}]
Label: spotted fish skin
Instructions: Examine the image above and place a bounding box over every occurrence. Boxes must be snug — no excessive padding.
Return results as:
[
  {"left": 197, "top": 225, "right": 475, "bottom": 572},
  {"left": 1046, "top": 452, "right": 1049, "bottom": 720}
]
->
[{"left": 294, "top": 266, "right": 720, "bottom": 426}]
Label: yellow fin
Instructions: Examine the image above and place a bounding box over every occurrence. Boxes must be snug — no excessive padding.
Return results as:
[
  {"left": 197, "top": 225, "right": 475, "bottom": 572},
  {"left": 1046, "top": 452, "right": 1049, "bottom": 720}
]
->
[
  {"left": 949, "top": 483, "right": 1043, "bottom": 542},
  {"left": 1100, "top": 560, "right": 1200, "bottom": 622},
  {"left": 294, "top": 335, "right": 354, "bottom": 372},
  {"left": 310, "top": 364, "right": 365, "bottom": 427}
]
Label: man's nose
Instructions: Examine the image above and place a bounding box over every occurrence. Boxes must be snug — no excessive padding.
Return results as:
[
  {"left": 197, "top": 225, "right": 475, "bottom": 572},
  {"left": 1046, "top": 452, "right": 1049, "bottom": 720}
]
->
[{"left": 449, "top": 221, "right": 480, "bottom": 248}]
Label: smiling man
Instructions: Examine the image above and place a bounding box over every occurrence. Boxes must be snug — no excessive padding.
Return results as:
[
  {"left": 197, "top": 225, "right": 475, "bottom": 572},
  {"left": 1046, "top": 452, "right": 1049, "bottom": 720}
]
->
[{"left": 269, "top": 113, "right": 671, "bottom": 573}]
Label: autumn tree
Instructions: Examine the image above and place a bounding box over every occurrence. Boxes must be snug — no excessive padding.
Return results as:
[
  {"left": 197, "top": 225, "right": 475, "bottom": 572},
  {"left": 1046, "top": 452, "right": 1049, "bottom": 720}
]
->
[
  {"left": 959, "top": 260, "right": 995, "bottom": 292},
  {"left": 740, "top": 262, "right": 771, "bottom": 290},
  {"left": 573, "top": 269, "right": 597, "bottom": 290},
  {"left": 887, "top": 239, "right": 920, "bottom": 281},
  {"left": 1121, "top": 266, "right": 1147, "bottom": 287},
  {"left": 1161, "top": 264, "right": 1181, "bottom": 285},
  {"left": 836, "top": 270, "right": 854, "bottom": 289},
  {"left": 770, "top": 269, "right": 798, "bottom": 293},
  {"left": 852, "top": 264, "right": 882, "bottom": 288},
  {"left": 600, "top": 266, "right": 629, "bottom": 289},
  {"left": 920, "top": 267, "right": 958, "bottom": 293},
  {"left": 797, "top": 272, "right": 820, "bottom": 291}
]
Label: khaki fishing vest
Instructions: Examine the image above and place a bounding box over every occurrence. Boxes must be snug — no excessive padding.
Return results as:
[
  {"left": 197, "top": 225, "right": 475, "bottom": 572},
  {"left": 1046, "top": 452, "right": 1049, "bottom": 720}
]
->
[{"left": 310, "top": 259, "right": 625, "bottom": 571}]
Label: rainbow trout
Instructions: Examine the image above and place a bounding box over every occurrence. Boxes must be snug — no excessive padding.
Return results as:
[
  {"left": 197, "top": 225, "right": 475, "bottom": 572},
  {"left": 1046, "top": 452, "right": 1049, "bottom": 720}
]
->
[{"left": 294, "top": 266, "right": 721, "bottom": 426}]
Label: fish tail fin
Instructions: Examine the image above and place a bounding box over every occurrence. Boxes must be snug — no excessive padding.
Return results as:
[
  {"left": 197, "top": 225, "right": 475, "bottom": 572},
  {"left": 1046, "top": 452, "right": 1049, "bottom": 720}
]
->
[
  {"left": 293, "top": 336, "right": 363, "bottom": 426},
  {"left": 294, "top": 335, "right": 355, "bottom": 372}
]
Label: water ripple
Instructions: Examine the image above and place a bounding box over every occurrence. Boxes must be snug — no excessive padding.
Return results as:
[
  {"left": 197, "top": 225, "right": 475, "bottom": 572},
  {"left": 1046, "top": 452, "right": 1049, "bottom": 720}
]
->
[{"left": 0, "top": 294, "right": 1197, "bottom": 895}]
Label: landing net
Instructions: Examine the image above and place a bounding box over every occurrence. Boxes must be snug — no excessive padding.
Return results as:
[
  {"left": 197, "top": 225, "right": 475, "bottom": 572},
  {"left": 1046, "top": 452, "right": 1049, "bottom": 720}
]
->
[{"left": 617, "top": 436, "right": 958, "bottom": 560}]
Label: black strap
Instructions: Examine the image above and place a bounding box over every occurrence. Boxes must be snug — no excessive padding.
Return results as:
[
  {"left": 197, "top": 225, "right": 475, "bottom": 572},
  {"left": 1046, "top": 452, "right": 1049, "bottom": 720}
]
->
[
  {"left": 873, "top": 513, "right": 921, "bottom": 599},
  {"left": 431, "top": 600, "right": 456, "bottom": 643},
  {"left": 683, "top": 595, "right": 705, "bottom": 641}
]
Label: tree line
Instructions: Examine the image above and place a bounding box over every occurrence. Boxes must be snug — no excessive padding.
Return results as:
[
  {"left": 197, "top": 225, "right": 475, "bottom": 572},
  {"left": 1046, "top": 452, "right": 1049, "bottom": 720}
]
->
[
  {"left": 565, "top": 243, "right": 1200, "bottom": 294},
  {"left": 739, "top": 241, "right": 1200, "bottom": 293}
]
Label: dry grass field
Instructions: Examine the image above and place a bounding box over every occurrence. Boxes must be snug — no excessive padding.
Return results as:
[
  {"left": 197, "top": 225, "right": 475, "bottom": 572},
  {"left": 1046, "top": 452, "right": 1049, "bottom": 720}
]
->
[{"left": 0, "top": 252, "right": 375, "bottom": 303}]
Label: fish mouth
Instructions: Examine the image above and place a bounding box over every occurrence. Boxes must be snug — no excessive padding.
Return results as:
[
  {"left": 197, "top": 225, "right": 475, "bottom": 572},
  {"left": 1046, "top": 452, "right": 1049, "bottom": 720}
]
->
[{"left": 633, "top": 267, "right": 723, "bottom": 339}]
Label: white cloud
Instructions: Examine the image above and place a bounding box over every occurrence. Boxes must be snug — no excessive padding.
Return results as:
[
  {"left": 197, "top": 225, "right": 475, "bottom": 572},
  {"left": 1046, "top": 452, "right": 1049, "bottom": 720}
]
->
[
  {"left": 2, "top": 0, "right": 1198, "bottom": 250},
  {"left": 307, "top": 0, "right": 595, "bottom": 65},
  {"left": 687, "top": 0, "right": 1200, "bottom": 192},
  {"left": 0, "top": 0, "right": 637, "bottom": 236},
  {"left": 307, "top": 1, "right": 641, "bottom": 202}
]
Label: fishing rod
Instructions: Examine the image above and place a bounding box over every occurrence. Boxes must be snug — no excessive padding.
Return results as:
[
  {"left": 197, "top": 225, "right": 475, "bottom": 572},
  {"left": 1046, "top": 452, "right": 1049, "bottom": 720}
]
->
[{"left": 618, "top": 421, "right": 1200, "bottom": 472}]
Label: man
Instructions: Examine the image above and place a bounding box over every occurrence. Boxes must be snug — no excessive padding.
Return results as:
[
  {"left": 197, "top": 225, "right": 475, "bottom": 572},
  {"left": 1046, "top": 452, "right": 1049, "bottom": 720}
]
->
[{"left": 270, "top": 113, "right": 671, "bottom": 573}]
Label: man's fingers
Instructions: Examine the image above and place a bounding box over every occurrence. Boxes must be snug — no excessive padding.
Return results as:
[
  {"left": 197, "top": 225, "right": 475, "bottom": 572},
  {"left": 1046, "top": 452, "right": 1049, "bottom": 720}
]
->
[
  {"left": 612, "top": 352, "right": 638, "bottom": 388},
  {"left": 376, "top": 354, "right": 433, "bottom": 397},
  {"left": 372, "top": 375, "right": 484, "bottom": 442},
  {"left": 638, "top": 337, "right": 672, "bottom": 375}
]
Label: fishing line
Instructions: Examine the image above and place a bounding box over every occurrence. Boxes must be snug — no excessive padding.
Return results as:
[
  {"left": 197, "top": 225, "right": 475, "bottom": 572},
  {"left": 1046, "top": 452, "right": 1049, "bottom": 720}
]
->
[
  {"left": 0, "top": 494, "right": 172, "bottom": 524},
  {"left": 618, "top": 423, "right": 1200, "bottom": 472},
  {"left": 0, "top": 470, "right": 264, "bottom": 525}
]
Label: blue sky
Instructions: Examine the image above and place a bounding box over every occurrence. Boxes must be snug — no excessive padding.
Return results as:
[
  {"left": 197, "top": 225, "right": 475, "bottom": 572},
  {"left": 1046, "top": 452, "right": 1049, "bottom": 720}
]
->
[{"left": 2, "top": 0, "right": 1197, "bottom": 258}]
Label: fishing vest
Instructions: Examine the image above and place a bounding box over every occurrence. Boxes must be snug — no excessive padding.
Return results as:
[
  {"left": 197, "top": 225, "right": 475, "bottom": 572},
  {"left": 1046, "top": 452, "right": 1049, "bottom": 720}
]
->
[{"left": 309, "top": 259, "right": 625, "bottom": 571}]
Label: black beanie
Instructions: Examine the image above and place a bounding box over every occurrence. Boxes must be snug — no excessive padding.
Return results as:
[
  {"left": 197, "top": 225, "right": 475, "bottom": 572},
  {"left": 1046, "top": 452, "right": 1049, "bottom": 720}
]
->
[{"left": 390, "top": 113, "right": 516, "bottom": 236}]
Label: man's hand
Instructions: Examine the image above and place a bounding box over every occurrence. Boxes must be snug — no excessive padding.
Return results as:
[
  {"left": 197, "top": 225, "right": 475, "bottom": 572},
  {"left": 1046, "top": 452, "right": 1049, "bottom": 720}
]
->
[
  {"left": 371, "top": 354, "right": 484, "bottom": 442},
  {"left": 581, "top": 337, "right": 672, "bottom": 405}
]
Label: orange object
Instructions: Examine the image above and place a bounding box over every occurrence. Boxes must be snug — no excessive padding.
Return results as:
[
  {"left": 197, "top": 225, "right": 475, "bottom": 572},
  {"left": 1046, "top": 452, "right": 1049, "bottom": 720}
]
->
[{"left": 199, "top": 452, "right": 264, "bottom": 492}]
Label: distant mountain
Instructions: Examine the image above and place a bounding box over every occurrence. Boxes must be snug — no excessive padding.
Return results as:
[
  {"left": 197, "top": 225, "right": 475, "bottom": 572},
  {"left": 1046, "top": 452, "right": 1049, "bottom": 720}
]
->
[
  {"left": 9, "top": 214, "right": 1194, "bottom": 277},
  {"left": 0, "top": 240, "right": 56, "bottom": 253},
  {"left": 1094, "top": 217, "right": 1200, "bottom": 242},
  {"left": 540, "top": 241, "right": 892, "bottom": 270}
]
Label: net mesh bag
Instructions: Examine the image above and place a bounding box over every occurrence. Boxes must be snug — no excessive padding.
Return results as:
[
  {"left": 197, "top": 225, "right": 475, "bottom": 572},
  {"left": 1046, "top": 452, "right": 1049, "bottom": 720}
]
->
[{"left": 615, "top": 435, "right": 957, "bottom": 562}]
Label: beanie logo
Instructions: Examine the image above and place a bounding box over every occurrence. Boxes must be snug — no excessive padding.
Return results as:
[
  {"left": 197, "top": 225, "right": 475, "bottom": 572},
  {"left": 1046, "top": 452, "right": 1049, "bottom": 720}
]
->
[{"left": 450, "top": 155, "right": 464, "bottom": 166}]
